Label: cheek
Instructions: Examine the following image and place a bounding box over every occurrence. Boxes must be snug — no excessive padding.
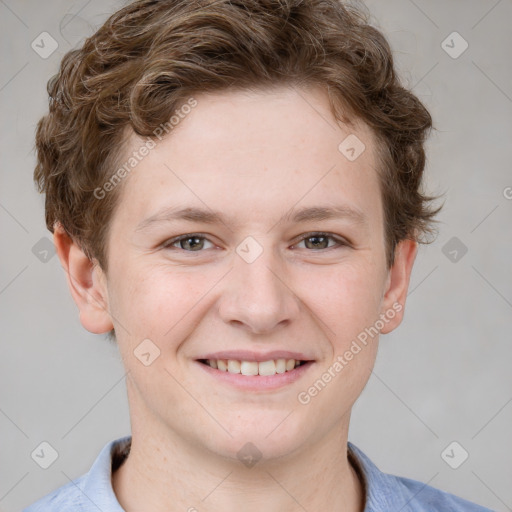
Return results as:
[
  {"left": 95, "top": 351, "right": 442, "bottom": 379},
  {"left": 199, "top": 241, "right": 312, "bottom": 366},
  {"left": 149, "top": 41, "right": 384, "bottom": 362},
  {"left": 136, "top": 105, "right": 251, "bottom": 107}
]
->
[
  {"left": 112, "top": 264, "right": 218, "bottom": 350},
  {"left": 303, "top": 261, "right": 385, "bottom": 341}
]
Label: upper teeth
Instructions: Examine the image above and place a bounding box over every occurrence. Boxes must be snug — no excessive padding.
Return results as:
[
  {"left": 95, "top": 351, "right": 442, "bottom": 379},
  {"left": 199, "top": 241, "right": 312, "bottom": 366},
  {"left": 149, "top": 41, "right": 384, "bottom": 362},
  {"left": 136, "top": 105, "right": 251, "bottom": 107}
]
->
[{"left": 208, "top": 358, "right": 301, "bottom": 376}]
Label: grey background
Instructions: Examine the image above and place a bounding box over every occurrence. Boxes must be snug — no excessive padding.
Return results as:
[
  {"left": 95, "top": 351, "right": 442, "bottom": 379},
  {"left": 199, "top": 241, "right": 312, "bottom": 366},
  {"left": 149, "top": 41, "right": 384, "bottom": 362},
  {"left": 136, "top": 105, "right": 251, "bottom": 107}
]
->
[{"left": 1, "top": 0, "right": 511, "bottom": 510}]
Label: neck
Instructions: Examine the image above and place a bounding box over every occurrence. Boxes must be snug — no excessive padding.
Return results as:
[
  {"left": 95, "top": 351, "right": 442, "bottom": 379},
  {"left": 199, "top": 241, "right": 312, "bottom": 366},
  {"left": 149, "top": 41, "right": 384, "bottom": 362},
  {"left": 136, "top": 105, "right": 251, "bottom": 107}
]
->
[{"left": 112, "top": 421, "right": 365, "bottom": 512}]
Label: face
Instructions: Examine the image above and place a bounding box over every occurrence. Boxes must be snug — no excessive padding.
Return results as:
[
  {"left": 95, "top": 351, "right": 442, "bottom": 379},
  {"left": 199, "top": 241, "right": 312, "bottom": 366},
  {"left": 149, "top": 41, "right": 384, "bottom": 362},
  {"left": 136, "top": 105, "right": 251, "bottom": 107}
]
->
[{"left": 59, "top": 85, "right": 417, "bottom": 462}]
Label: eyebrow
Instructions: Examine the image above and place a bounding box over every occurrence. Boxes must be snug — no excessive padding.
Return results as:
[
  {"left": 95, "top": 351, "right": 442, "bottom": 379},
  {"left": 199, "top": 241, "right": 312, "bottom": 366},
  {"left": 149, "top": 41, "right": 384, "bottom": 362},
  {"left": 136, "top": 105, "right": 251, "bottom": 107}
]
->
[{"left": 135, "top": 204, "right": 368, "bottom": 232}]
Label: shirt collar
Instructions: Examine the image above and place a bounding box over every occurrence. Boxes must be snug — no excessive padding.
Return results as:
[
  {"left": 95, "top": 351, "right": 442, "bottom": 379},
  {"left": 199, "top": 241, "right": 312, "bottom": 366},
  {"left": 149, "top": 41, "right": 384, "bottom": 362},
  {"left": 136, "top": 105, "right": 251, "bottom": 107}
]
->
[
  {"left": 81, "top": 435, "right": 130, "bottom": 511},
  {"left": 348, "top": 441, "right": 418, "bottom": 511}
]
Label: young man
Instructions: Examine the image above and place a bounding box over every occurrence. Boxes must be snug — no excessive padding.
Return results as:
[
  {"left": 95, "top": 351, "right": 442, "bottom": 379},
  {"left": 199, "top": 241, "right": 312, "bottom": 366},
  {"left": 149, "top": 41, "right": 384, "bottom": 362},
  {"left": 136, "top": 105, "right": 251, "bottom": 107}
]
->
[{"left": 25, "top": 0, "right": 494, "bottom": 510}]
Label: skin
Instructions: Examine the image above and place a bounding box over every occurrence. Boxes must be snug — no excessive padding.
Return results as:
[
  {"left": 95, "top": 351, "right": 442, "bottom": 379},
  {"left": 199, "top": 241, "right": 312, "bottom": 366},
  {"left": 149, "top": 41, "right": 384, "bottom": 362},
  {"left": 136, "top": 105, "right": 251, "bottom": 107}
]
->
[{"left": 54, "top": 85, "right": 417, "bottom": 512}]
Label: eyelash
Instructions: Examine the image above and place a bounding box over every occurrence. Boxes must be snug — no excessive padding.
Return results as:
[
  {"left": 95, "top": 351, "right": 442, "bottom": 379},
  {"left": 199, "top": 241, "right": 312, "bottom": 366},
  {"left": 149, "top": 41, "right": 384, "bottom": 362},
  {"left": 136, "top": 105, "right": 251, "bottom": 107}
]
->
[{"left": 162, "top": 232, "right": 349, "bottom": 253}]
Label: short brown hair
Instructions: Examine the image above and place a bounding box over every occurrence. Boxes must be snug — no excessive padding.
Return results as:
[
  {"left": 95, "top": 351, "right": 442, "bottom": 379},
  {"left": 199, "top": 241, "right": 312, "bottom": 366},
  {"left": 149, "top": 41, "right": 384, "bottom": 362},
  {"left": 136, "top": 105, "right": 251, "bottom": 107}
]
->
[{"left": 34, "top": 0, "right": 442, "bottom": 292}]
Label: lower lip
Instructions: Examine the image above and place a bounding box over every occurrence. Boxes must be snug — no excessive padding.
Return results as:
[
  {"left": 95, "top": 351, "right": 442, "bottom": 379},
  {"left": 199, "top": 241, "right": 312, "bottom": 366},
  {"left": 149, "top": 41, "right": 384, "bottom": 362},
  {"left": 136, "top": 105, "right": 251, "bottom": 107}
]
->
[{"left": 194, "top": 360, "right": 315, "bottom": 391}]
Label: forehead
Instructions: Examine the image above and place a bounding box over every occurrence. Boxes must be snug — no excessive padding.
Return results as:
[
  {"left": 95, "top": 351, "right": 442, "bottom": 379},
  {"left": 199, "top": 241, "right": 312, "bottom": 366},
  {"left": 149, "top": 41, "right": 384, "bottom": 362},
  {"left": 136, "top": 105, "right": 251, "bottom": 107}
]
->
[{"left": 111, "top": 85, "right": 382, "bottom": 232}]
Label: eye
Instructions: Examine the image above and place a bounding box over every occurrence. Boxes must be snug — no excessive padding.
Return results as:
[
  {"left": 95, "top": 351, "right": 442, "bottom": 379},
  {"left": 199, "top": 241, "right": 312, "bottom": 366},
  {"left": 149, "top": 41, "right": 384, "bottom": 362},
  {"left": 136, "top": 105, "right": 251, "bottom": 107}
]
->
[
  {"left": 163, "top": 234, "right": 215, "bottom": 252},
  {"left": 294, "top": 232, "right": 348, "bottom": 251}
]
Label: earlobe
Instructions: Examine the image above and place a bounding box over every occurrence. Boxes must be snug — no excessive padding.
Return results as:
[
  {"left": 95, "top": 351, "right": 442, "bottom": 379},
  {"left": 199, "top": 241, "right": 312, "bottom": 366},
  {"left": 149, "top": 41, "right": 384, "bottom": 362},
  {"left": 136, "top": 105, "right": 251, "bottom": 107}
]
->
[
  {"left": 379, "top": 239, "right": 418, "bottom": 335},
  {"left": 53, "top": 223, "right": 114, "bottom": 334}
]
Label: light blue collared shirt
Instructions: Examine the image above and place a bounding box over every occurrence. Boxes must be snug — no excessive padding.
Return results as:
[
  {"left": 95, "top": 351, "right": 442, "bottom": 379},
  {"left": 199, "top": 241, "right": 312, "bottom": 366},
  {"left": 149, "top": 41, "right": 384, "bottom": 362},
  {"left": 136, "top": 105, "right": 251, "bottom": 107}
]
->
[{"left": 23, "top": 436, "right": 495, "bottom": 511}]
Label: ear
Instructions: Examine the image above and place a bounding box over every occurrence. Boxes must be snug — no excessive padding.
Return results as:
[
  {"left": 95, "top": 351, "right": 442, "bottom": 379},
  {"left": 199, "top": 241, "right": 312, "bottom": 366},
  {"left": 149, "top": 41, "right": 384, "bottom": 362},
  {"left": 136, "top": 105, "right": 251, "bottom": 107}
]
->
[
  {"left": 379, "top": 239, "right": 418, "bottom": 334},
  {"left": 53, "top": 223, "right": 114, "bottom": 334}
]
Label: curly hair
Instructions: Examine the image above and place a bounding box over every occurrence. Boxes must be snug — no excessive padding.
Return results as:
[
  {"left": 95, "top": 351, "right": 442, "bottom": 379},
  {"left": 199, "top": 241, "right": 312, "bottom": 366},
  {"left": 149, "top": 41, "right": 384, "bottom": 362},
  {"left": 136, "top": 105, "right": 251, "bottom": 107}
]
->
[{"left": 34, "top": 0, "right": 442, "bottom": 314}]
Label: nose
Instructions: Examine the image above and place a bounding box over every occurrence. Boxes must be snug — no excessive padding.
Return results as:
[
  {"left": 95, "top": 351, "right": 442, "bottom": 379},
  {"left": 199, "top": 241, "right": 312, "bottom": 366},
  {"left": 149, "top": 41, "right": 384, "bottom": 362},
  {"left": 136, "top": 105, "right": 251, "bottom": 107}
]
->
[{"left": 217, "top": 242, "right": 301, "bottom": 335}]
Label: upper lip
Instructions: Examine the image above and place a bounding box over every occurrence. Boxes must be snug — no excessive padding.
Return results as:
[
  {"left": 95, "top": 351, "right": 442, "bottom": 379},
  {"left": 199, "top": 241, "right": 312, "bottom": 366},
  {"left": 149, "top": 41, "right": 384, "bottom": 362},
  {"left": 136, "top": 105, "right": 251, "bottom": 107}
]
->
[{"left": 197, "top": 350, "right": 314, "bottom": 362}]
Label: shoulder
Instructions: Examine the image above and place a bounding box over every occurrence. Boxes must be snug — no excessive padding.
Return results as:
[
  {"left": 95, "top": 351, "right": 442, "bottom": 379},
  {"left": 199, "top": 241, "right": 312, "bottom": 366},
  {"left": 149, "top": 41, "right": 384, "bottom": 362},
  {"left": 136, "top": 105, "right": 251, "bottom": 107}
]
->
[
  {"left": 22, "top": 475, "right": 88, "bottom": 512},
  {"left": 347, "top": 442, "right": 495, "bottom": 512},
  {"left": 389, "top": 473, "right": 496, "bottom": 511},
  {"left": 22, "top": 436, "right": 131, "bottom": 512}
]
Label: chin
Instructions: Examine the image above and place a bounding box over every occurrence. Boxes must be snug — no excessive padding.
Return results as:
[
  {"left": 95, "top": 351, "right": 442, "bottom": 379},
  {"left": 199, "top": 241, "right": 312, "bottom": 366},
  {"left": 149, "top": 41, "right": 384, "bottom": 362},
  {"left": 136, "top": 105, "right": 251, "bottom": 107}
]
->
[{"left": 206, "top": 415, "right": 308, "bottom": 463}]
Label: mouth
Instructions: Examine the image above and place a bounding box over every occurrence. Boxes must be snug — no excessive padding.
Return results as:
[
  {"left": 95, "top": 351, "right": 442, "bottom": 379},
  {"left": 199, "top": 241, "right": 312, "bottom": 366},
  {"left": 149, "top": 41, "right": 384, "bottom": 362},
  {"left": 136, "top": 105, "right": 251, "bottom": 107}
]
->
[
  {"left": 197, "top": 357, "right": 310, "bottom": 376},
  {"left": 194, "top": 356, "right": 315, "bottom": 391}
]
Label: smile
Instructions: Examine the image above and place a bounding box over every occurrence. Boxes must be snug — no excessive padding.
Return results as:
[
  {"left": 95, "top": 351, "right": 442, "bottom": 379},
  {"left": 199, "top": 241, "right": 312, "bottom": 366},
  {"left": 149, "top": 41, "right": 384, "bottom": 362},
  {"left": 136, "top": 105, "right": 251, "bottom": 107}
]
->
[
  {"left": 195, "top": 358, "right": 314, "bottom": 391},
  {"left": 198, "top": 358, "right": 308, "bottom": 376}
]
